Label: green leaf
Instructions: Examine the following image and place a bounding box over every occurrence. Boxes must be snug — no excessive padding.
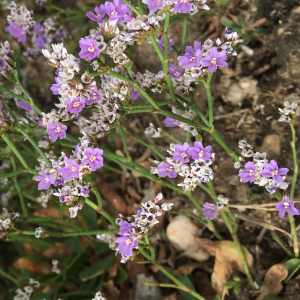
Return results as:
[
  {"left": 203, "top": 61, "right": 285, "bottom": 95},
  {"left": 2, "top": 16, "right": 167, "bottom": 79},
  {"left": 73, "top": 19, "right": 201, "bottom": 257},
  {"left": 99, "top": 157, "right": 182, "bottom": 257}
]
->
[
  {"left": 214, "top": 0, "right": 229, "bottom": 4},
  {"left": 94, "top": 240, "right": 110, "bottom": 255},
  {"left": 176, "top": 276, "right": 197, "bottom": 300},
  {"left": 283, "top": 258, "right": 300, "bottom": 282},
  {"left": 78, "top": 202, "right": 97, "bottom": 230},
  {"left": 115, "top": 266, "right": 128, "bottom": 285},
  {"left": 238, "top": 16, "right": 246, "bottom": 28},
  {"left": 214, "top": 295, "right": 222, "bottom": 300},
  {"left": 220, "top": 18, "right": 241, "bottom": 32},
  {"left": 234, "top": 283, "right": 241, "bottom": 294},
  {"left": 224, "top": 280, "right": 235, "bottom": 289},
  {"left": 80, "top": 254, "right": 114, "bottom": 281}
]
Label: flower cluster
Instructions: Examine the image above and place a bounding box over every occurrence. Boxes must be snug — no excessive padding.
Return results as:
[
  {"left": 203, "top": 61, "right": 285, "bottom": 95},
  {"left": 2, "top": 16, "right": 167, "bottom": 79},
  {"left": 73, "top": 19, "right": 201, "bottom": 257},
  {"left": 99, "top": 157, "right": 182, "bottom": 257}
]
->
[
  {"left": 14, "top": 278, "right": 40, "bottom": 300},
  {"left": 93, "top": 292, "right": 106, "bottom": 300},
  {"left": 52, "top": 259, "right": 61, "bottom": 274},
  {"left": 0, "top": 41, "right": 14, "bottom": 78},
  {"left": 0, "top": 208, "right": 19, "bottom": 240},
  {"left": 235, "top": 140, "right": 289, "bottom": 194},
  {"left": 278, "top": 101, "right": 298, "bottom": 123},
  {"left": 114, "top": 193, "right": 173, "bottom": 263},
  {"left": 36, "top": 188, "right": 54, "bottom": 208},
  {"left": 151, "top": 141, "right": 214, "bottom": 192},
  {"left": 96, "top": 225, "right": 118, "bottom": 251}
]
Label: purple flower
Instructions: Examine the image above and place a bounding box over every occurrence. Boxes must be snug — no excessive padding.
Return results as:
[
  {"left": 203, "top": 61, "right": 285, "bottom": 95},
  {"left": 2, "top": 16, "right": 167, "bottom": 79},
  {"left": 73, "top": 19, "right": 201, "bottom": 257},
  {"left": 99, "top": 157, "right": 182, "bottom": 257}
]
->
[
  {"left": 203, "top": 202, "right": 217, "bottom": 220},
  {"left": 130, "top": 84, "right": 141, "bottom": 100},
  {"left": 142, "top": 0, "right": 163, "bottom": 12},
  {"left": 115, "top": 236, "right": 138, "bottom": 256},
  {"left": 169, "top": 64, "right": 183, "bottom": 79},
  {"left": 34, "top": 172, "right": 55, "bottom": 190},
  {"left": 5, "top": 21, "right": 27, "bottom": 42},
  {"left": 33, "top": 23, "right": 44, "bottom": 34},
  {"left": 81, "top": 187, "right": 89, "bottom": 196},
  {"left": 173, "top": 143, "right": 191, "bottom": 163},
  {"left": 202, "top": 49, "right": 228, "bottom": 73},
  {"left": 17, "top": 100, "right": 31, "bottom": 112},
  {"left": 170, "top": 0, "right": 192, "bottom": 13},
  {"left": 81, "top": 148, "right": 104, "bottom": 171},
  {"left": 86, "top": 86, "right": 102, "bottom": 105},
  {"left": 163, "top": 117, "right": 182, "bottom": 127},
  {"left": 35, "top": 36, "right": 45, "bottom": 49},
  {"left": 178, "top": 41, "right": 202, "bottom": 68},
  {"left": 58, "top": 156, "right": 80, "bottom": 182},
  {"left": 86, "top": 5, "right": 105, "bottom": 23},
  {"left": 79, "top": 38, "right": 100, "bottom": 61},
  {"left": 261, "top": 160, "right": 289, "bottom": 183},
  {"left": 158, "top": 37, "right": 174, "bottom": 54},
  {"left": 105, "top": 0, "right": 131, "bottom": 23},
  {"left": 50, "top": 77, "right": 62, "bottom": 95},
  {"left": 188, "top": 141, "right": 212, "bottom": 161},
  {"left": 238, "top": 162, "right": 257, "bottom": 183},
  {"left": 47, "top": 122, "right": 67, "bottom": 142},
  {"left": 158, "top": 163, "right": 177, "bottom": 178},
  {"left": 65, "top": 97, "right": 85, "bottom": 114},
  {"left": 136, "top": 207, "right": 144, "bottom": 216},
  {"left": 118, "top": 221, "right": 132, "bottom": 235},
  {"left": 276, "top": 196, "right": 299, "bottom": 218}
]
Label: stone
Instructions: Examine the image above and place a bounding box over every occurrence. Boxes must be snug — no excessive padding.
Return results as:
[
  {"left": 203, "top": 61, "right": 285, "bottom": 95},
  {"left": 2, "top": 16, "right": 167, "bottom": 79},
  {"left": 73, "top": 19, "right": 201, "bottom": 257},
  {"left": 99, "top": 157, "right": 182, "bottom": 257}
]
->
[{"left": 260, "top": 134, "right": 281, "bottom": 156}]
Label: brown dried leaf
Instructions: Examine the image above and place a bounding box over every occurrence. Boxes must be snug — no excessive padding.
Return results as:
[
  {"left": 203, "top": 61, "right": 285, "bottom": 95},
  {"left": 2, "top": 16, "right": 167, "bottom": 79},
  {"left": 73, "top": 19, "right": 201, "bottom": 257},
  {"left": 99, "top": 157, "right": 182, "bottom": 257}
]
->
[
  {"left": 211, "top": 241, "right": 254, "bottom": 295},
  {"left": 256, "top": 264, "right": 288, "bottom": 300},
  {"left": 126, "top": 186, "right": 142, "bottom": 200},
  {"left": 33, "top": 208, "right": 60, "bottom": 218},
  {"left": 131, "top": 161, "right": 150, "bottom": 178},
  {"left": 194, "top": 238, "right": 220, "bottom": 256},
  {"left": 12, "top": 258, "right": 52, "bottom": 273},
  {"left": 172, "top": 262, "right": 202, "bottom": 276}
]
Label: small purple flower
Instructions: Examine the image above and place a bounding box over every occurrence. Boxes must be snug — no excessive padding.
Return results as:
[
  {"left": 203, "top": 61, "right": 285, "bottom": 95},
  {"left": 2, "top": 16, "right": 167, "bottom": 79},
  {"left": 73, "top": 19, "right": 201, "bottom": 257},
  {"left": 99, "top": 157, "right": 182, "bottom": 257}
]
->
[
  {"left": 115, "top": 236, "right": 138, "bottom": 257},
  {"left": 158, "top": 163, "right": 177, "bottom": 178},
  {"left": 136, "top": 207, "right": 144, "bottom": 216},
  {"left": 86, "top": 86, "right": 102, "bottom": 105},
  {"left": 86, "top": 5, "right": 105, "bottom": 23},
  {"left": 58, "top": 156, "right": 80, "bottom": 182},
  {"left": 169, "top": 64, "right": 183, "bottom": 79},
  {"left": 65, "top": 97, "right": 85, "bottom": 114},
  {"left": 118, "top": 221, "right": 132, "bottom": 235},
  {"left": 33, "top": 23, "right": 44, "bottom": 34},
  {"left": 130, "top": 85, "right": 141, "bottom": 100},
  {"left": 81, "top": 148, "right": 104, "bottom": 171},
  {"left": 202, "top": 49, "right": 228, "bottom": 73},
  {"left": 188, "top": 141, "right": 212, "bottom": 161},
  {"left": 142, "top": 0, "right": 163, "bottom": 12},
  {"left": 34, "top": 172, "right": 55, "bottom": 190},
  {"left": 173, "top": 143, "right": 191, "bottom": 163},
  {"left": 35, "top": 36, "right": 45, "bottom": 49},
  {"left": 54, "top": 178, "right": 64, "bottom": 186},
  {"left": 203, "top": 202, "right": 217, "bottom": 220},
  {"left": 178, "top": 41, "right": 202, "bottom": 68},
  {"left": 47, "top": 122, "right": 67, "bottom": 142},
  {"left": 163, "top": 117, "right": 182, "bottom": 127},
  {"left": 17, "top": 100, "right": 32, "bottom": 112},
  {"left": 276, "top": 196, "right": 299, "bottom": 218},
  {"left": 5, "top": 21, "right": 27, "bottom": 42},
  {"left": 170, "top": 0, "right": 192, "bottom": 13},
  {"left": 238, "top": 162, "right": 257, "bottom": 183},
  {"left": 79, "top": 38, "right": 100, "bottom": 61},
  {"left": 158, "top": 37, "right": 174, "bottom": 54},
  {"left": 262, "top": 160, "right": 289, "bottom": 183},
  {"left": 105, "top": 0, "right": 130, "bottom": 23},
  {"left": 50, "top": 77, "right": 62, "bottom": 95},
  {"left": 81, "top": 187, "right": 89, "bottom": 196}
]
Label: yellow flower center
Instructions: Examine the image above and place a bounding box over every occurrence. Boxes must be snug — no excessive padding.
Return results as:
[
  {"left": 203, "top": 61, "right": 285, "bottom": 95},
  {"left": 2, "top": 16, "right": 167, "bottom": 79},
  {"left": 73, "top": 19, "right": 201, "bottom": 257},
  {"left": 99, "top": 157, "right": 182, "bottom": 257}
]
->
[
  {"left": 210, "top": 206, "right": 215, "bottom": 211},
  {"left": 21, "top": 31, "right": 26, "bottom": 35},
  {"left": 45, "top": 177, "right": 50, "bottom": 183},
  {"left": 249, "top": 170, "right": 254, "bottom": 176},
  {"left": 181, "top": 153, "right": 187, "bottom": 159},
  {"left": 199, "top": 150, "right": 204, "bottom": 158},
  {"left": 174, "top": 71, "right": 179, "bottom": 76},
  {"left": 73, "top": 101, "right": 80, "bottom": 107},
  {"left": 271, "top": 170, "right": 278, "bottom": 176},
  {"left": 125, "top": 239, "right": 132, "bottom": 246},
  {"left": 283, "top": 201, "right": 289, "bottom": 208},
  {"left": 55, "top": 127, "right": 61, "bottom": 133},
  {"left": 190, "top": 57, "right": 196, "bottom": 63},
  {"left": 90, "top": 155, "right": 96, "bottom": 162},
  {"left": 211, "top": 58, "right": 217, "bottom": 65},
  {"left": 167, "top": 166, "right": 174, "bottom": 172},
  {"left": 111, "top": 10, "right": 117, "bottom": 16},
  {"left": 180, "top": 0, "right": 188, "bottom": 3},
  {"left": 88, "top": 46, "right": 95, "bottom": 52},
  {"left": 71, "top": 166, "right": 77, "bottom": 172}
]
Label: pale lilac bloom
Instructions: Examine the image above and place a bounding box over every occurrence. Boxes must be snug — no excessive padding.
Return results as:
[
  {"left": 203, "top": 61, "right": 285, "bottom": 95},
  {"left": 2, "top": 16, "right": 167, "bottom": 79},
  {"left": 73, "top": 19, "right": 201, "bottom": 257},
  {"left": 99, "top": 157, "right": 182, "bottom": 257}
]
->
[
  {"left": 170, "top": 0, "right": 192, "bottom": 13},
  {"left": 203, "top": 202, "right": 217, "bottom": 220},
  {"left": 47, "top": 122, "right": 67, "bottom": 142},
  {"left": 188, "top": 141, "right": 212, "bottom": 161},
  {"left": 17, "top": 100, "right": 32, "bottom": 112},
  {"left": 178, "top": 41, "right": 202, "bottom": 68},
  {"left": 142, "top": 0, "right": 163, "bottom": 12},
  {"left": 158, "top": 163, "right": 177, "bottom": 178},
  {"left": 79, "top": 38, "right": 100, "bottom": 61},
  {"left": 163, "top": 117, "right": 182, "bottom": 127},
  {"left": 5, "top": 21, "right": 27, "bottom": 42},
  {"left": 81, "top": 148, "right": 103, "bottom": 171},
  {"left": 50, "top": 77, "right": 62, "bottom": 95},
  {"left": 158, "top": 37, "right": 174, "bottom": 53},
  {"left": 86, "top": 5, "right": 105, "bottom": 23},
  {"left": 173, "top": 143, "right": 191, "bottom": 163},
  {"left": 33, "top": 23, "right": 44, "bottom": 34},
  {"left": 35, "top": 37, "right": 45, "bottom": 49},
  {"left": 86, "top": 86, "right": 101, "bottom": 105},
  {"left": 238, "top": 162, "right": 257, "bottom": 183},
  {"left": 105, "top": 0, "right": 131, "bottom": 23},
  {"left": 169, "top": 64, "right": 183, "bottom": 79},
  {"left": 115, "top": 236, "right": 138, "bottom": 256},
  {"left": 261, "top": 160, "right": 289, "bottom": 183},
  {"left": 58, "top": 156, "right": 80, "bottom": 182},
  {"left": 34, "top": 172, "right": 55, "bottom": 190},
  {"left": 65, "top": 97, "right": 86, "bottom": 114},
  {"left": 136, "top": 207, "right": 144, "bottom": 216},
  {"left": 130, "top": 84, "right": 140, "bottom": 100},
  {"left": 118, "top": 221, "right": 132, "bottom": 235},
  {"left": 276, "top": 196, "right": 299, "bottom": 218},
  {"left": 202, "top": 49, "right": 228, "bottom": 73}
]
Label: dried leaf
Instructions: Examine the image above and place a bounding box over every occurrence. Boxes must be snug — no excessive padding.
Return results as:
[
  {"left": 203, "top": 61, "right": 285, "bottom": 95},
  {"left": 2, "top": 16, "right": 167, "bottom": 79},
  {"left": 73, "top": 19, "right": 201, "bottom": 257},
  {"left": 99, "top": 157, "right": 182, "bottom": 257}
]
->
[
  {"left": 256, "top": 264, "right": 288, "bottom": 300},
  {"left": 131, "top": 161, "right": 150, "bottom": 178},
  {"left": 12, "top": 257, "right": 52, "bottom": 273},
  {"left": 211, "top": 241, "right": 254, "bottom": 295},
  {"left": 194, "top": 238, "right": 220, "bottom": 256},
  {"left": 172, "top": 262, "right": 202, "bottom": 276},
  {"left": 33, "top": 208, "right": 60, "bottom": 218},
  {"left": 126, "top": 186, "right": 142, "bottom": 200}
]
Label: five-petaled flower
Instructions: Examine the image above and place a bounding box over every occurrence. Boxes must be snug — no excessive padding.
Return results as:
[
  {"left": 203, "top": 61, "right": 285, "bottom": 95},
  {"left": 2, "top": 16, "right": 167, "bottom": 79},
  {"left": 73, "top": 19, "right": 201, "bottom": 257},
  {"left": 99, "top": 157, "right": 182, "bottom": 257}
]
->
[
  {"left": 86, "top": 86, "right": 102, "bottom": 105},
  {"left": 170, "top": 0, "right": 192, "bottom": 14},
  {"left": 118, "top": 221, "right": 132, "bottom": 235},
  {"left": 47, "top": 122, "right": 67, "bottom": 142},
  {"left": 79, "top": 38, "right": 100, "bottom": 61},
  {"left": 178, "top": 41, "right": 202, "bottom": 68},
  {"left": 34, "top": 172, "right": 55, "bottom": 190},
  {"left": 262, "top": 160, "right": 289, "bottom": 183},
  {"left": 142, "top": 0, "right": 163, "bottom": 12},
  {"left": 104, "top": 0, "right": 131, "bottom": 23},
  {"left": 115, "top": 236, "right": 138, "bottom": 256},
  {"left": 5, "top": 21, "right": 27, "bottom": 42},
  {"left": 163, "top": 117, "right": 182, "bottom": 127},
  {"left": 238, "top": 162, "right": 257, "bottom": 183},
  {"left": 59, "top": 156, "right": 80, "bottom": 182},
  {"left": 86, "top": 5, "right": 105, "bottom": 23},
  {"left": 81, "top": 148, "right": 104, "bottom": 171},
  {"left": 65, "top": 97, "right": 86, "bottom": 114},
  {"left": 188, "top": 141, "right": 212, "bottom": 161},
  {"left": 173, "top": 143, "right": 191, "bottom": 163},
  {"left": 275, "top": 196, "right": 299, "bottom": 218},
  {"left": 169, "top": 64, "right": 183, "bottom": 79},
  {"left": 202, "top": 49, "right": 228, "bottom": 73},
  {"left": 158, "top": 163, "right": 177, "bottom": 178},
  {"left": 203, "top": 202, "right": 217, "bottom": 220}
]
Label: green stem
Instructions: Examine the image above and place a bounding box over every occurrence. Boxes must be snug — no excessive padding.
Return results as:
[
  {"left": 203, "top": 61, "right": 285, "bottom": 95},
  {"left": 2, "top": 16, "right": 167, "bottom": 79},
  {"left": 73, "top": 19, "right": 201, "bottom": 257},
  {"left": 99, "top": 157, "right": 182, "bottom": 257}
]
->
[
  {"left": 0, "top": 169, "right": 26, "bottom": 180},
  {"left": 204, "top": 74, "right": 213, "bottom": 126},
  {"left": 145, "top": 282, "right": 201, "bottom": 296},
  {"left": 0, "top": 266, "right": 21, "bottom": 287},
  {"left": 137, "top": 0, "right": 144, "bottom": 14},
  {"left": 181, "top": 16, "right": 188, "bottom": 54},
  {"left": 86, "top": 175, "right": 103, "bottom": 210},
  {"left": 2, "top": 101, "right": 21, "bottom": 128},
  {"left": 289, "top": 121, "right": 298, "bottom": 200},
  {"left": 272, "top": 235, "right": 294, "bottom": 257},
  {"left": 117, "top": 119, "right": 130, "bottom": 159},
  {"left": 120, "top": 0, "right": 141, "bottom": 15}
]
